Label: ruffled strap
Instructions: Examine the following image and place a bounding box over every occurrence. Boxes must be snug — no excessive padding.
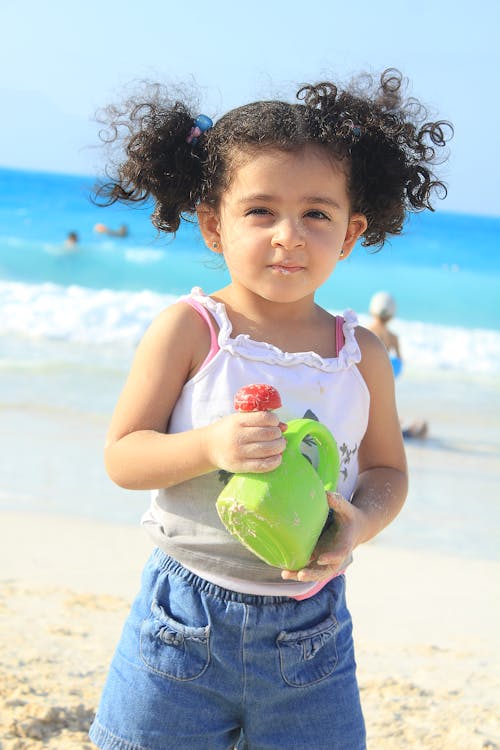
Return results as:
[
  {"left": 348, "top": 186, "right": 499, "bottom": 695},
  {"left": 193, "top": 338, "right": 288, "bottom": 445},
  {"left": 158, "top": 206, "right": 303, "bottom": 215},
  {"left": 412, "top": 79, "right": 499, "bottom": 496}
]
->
[
  {"left": 184, "top": 288, "right": 361, "bottom": 372},
  {"left": 337, "top": 309, "right": 362, "bottom": 369},
  {"left": 185, "top": 287, "right": 234, "bottom": 343}
]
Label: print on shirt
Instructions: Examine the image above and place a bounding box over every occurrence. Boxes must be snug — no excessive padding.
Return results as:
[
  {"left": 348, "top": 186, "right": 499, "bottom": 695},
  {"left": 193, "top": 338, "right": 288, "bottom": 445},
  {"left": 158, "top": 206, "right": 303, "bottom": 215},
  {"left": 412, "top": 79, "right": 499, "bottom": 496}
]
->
[{"left": 338, "top": 442, "right": 358, "bottom": 483}]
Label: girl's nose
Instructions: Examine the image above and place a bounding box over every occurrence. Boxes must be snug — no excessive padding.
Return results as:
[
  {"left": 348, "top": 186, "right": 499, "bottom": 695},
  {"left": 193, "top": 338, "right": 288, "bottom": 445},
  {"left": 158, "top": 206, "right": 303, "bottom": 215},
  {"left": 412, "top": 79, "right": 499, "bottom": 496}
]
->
[{"left": 271, "top": 217, "right": 305, "bottom": 248}]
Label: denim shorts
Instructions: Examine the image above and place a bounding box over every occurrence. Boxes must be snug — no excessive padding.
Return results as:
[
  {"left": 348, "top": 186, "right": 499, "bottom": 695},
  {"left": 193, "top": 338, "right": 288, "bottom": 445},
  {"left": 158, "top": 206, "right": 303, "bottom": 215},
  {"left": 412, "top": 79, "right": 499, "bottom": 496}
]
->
[{"left": 89, "top": 548, "right": 366, "bottom": 750}]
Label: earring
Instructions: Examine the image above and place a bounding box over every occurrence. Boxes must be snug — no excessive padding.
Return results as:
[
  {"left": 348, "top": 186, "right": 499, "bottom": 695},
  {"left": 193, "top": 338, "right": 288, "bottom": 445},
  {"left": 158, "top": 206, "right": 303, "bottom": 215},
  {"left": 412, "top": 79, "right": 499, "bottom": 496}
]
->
[
  {"left": 212, "top": 241, "right": 219, "bottom": 249},
  {"left": 339, "top": 249, "right": 344, "bottom": 257}
]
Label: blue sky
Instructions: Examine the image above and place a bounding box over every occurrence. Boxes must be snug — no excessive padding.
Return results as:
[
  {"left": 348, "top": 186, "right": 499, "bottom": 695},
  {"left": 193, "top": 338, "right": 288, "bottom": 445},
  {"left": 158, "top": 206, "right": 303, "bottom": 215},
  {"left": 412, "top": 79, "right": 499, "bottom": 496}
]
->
[{"left": 2, "top": 0, "right": 499, "bottom": 216}]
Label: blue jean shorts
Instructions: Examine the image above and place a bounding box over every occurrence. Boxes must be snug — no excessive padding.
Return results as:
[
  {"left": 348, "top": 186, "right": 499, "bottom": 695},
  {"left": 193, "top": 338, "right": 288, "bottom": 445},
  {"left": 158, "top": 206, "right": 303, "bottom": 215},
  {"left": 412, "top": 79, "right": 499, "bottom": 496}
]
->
[{"left": 89, "top": 548, "right": 366, "bottom": 750}]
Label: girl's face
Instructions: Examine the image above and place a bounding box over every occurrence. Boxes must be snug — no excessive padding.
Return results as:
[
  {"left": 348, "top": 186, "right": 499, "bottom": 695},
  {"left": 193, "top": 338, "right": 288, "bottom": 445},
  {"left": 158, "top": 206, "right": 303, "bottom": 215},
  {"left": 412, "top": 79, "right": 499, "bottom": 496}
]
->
[{"left": 198, "top": 146, "right": 367, "bottom": 307}]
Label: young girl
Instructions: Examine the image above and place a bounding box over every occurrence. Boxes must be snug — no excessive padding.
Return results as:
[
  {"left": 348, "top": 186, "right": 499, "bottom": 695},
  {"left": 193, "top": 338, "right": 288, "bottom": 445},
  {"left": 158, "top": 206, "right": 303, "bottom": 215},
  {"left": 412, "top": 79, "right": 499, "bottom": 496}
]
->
[{"left": 89, "top": 69, "right": 451, "bottom": 750}]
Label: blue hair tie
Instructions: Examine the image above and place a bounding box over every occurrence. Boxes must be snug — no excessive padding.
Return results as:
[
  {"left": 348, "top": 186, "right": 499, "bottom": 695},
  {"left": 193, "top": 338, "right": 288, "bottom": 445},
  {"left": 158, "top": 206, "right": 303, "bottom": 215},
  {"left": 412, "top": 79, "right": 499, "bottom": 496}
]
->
[{"left": 186, "top": 114, "right": 213, "bottom": 145}]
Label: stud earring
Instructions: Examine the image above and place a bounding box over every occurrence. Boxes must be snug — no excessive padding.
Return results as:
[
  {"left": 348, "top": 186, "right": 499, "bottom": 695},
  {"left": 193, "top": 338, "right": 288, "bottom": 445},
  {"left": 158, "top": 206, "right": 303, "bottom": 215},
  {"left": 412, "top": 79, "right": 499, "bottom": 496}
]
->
[
  {"left": 339, "top": 249, "right": 344, "bottom": 257},
  {"left": 212, "top": 241, "right": 219, "bottom": 249}
]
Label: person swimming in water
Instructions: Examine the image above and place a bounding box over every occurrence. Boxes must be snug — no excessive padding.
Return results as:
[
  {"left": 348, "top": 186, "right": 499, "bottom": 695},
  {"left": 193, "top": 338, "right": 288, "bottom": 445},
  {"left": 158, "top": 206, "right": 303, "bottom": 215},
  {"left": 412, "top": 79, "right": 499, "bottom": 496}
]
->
[
  {"left": 94, "top": 222, "right": 128, "bottom": 237},
  {"left": 64, "top": 231, "right": 79, "bottom": 249}
]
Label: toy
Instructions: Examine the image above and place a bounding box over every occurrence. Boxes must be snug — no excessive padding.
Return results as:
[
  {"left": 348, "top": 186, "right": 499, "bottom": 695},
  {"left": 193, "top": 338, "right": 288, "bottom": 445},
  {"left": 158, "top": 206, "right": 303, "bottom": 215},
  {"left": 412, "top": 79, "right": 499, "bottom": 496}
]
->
[{"left": 216, "top": 384, "right": 340, "bottom": 569}]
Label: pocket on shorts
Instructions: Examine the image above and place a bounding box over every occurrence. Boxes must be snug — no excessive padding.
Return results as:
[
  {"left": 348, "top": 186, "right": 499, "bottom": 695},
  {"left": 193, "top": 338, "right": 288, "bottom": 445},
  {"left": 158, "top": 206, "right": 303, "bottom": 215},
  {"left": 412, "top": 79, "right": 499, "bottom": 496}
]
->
[
  {"left": 140, "top": 598, "right": 210, "bottom": 681},
  {"left": 277, "top": 611, "right": 338, "bottom": 687}
]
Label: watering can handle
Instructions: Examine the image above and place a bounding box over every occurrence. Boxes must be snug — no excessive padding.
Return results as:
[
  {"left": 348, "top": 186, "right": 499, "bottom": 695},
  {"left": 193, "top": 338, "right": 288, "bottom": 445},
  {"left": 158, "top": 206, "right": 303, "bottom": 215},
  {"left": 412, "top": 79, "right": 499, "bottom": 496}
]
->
[{"left": 284, "top": 419, "right": 340, "bottom": 492}]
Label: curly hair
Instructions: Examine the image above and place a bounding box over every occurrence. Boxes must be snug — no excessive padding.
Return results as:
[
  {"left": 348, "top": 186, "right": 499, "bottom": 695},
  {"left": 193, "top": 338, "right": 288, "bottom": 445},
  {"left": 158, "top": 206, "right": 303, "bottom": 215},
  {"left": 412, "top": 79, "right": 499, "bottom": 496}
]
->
[{"left": 94, "top": 69, "right": 453, "bottom": 248}]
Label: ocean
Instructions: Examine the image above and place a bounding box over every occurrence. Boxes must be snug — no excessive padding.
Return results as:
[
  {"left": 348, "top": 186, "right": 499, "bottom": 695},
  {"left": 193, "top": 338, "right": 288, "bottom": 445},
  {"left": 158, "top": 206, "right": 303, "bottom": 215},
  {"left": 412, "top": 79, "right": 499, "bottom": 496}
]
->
[
  {"left": 1, "top": 166, "right": 499, "bottom": 560},
  {"left": 2, "top": 166, "right": 499, "bottom": 366}
]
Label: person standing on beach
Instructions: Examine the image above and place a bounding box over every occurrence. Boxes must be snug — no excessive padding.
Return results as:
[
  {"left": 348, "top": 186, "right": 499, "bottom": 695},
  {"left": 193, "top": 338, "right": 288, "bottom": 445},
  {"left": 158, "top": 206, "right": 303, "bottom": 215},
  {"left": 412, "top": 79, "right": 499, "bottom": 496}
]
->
[
  {"left": 89, "top": 69, "right": 451, "bottom": 750},
  {"left": 368, "top": 291, "right": 429, "bottom": 439},
  {"left": 368, "top": 291, "right": 402, "bottom": 374}
]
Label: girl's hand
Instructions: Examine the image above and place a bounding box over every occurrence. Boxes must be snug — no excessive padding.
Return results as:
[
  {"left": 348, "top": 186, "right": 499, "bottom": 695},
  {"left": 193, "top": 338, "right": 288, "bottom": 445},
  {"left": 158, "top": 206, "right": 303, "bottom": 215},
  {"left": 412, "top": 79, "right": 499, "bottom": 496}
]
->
[
  {"left": 204, "top": 410, "right": 287, "bottom": 474},
  {"left": 281, "top": 491, "right": 365, "bottom": 583}
]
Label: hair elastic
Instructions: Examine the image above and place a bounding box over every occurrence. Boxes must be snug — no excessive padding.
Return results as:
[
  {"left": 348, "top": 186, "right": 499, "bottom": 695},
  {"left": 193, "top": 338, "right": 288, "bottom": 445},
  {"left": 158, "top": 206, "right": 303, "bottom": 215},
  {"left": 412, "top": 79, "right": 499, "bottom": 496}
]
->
[
  {"left": 340, "top": 115, "right": 363, "bottom": 139},
  {"left": 186, "top": 114, "right": 213, "bottom": 145}
]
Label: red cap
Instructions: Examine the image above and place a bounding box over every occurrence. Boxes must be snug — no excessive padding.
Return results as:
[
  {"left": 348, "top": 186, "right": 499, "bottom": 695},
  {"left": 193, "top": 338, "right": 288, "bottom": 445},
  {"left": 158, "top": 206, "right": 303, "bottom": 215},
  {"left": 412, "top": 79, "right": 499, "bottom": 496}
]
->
[{"left": 234, "top": 384, "right": 282, "bottom": 412}]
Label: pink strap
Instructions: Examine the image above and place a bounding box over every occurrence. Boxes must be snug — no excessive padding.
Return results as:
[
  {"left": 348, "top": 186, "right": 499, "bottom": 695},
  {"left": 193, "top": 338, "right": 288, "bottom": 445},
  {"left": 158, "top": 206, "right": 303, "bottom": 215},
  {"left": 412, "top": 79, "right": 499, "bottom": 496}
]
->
[
  {"left": 184, "top": 298, "right": 220, "bottom": 368},
  {"left": 335, "top": 316, "right": 345, "bottom": 357},
  {"left": 184, "top": 301, "right": 344, "bottom": 370}
]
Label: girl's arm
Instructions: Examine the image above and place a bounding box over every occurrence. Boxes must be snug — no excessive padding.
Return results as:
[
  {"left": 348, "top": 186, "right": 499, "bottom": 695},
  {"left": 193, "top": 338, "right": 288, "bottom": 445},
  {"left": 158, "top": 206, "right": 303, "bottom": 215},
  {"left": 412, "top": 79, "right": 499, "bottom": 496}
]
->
[
  {"left": 104, "top": 302, "right": 286, "bottom": 490},
  {"left": 282, "top": 326, "right": 408, "bottom": 581},
  {"left": 348, "top": 326, "right": 408, "bottom": 542}
]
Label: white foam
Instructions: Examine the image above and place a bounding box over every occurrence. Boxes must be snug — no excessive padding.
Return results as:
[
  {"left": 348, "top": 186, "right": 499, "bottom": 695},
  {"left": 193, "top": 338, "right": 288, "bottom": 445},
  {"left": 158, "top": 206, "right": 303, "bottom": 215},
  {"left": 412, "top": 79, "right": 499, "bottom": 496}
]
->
[
  {"left": 0, "top": 280, "right": 173, "bottom": 345},
  {"left": 1, "top": 280, "right": 499, "bottom": 375},
  {"left": 357, "top": 313, "right": 500, "bottom": 376}
]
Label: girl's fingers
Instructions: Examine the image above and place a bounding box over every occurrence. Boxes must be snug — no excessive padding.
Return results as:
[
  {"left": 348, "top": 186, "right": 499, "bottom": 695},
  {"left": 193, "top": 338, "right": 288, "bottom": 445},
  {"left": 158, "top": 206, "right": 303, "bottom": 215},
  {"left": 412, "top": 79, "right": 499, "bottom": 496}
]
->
[
  {"left": 281, "top": 492, "right": 354, "bottom": 580},
  {"left": 240, "top": 435, "right": 287, "bottom": 459},
  {"left": 240, "top": 454, "right": 284, "bottom": 473},
  {"left": 325, "top": 490, "right": 349, "bottom": 512}
]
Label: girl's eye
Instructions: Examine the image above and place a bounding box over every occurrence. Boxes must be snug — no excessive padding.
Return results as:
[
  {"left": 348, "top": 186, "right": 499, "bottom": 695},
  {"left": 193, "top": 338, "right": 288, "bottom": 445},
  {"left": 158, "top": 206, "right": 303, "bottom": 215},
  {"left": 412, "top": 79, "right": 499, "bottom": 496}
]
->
[
  {"left": 305, "top": 210, "right": 330, "bottom": 220},
  {"left": 246, "top": 207, "right": 271, "bottom": 216}
]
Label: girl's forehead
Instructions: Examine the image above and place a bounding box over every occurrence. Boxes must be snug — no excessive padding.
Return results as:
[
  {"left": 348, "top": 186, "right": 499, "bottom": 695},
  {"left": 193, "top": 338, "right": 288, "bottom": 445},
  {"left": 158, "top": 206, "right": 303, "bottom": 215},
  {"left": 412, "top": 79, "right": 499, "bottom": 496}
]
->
[
  {"left": 225, "top": 145, "right": 349, "bottom": 196},
  {"left": 230, "top": 144, "right": 345, "bottom": 174},
  {"left": 231, "top": 144, "right": 344, "bottom": 177}
]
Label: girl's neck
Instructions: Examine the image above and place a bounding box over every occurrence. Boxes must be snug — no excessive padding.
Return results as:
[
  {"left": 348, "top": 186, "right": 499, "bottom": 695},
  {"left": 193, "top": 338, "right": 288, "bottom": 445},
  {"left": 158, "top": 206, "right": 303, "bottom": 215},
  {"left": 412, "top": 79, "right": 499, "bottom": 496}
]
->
[
  {"left": 212, "top": 285, "right": 337, "bottom": 357},
  {"left": 214, "top": 283, "right": 318, "bottom": 324}
]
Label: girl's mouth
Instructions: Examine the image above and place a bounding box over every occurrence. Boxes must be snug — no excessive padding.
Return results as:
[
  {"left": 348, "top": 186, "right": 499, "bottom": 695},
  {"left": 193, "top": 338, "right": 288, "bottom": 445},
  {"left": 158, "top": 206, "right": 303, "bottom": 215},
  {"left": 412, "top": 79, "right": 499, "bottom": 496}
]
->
[{"left": 269, "top": 264, "right": 304, "bottom": 274}]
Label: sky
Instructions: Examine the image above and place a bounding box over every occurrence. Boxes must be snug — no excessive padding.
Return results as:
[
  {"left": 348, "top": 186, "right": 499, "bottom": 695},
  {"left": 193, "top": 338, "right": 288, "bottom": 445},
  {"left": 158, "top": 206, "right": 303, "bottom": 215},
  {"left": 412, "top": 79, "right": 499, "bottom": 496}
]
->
[{"left": 1, "top": 0, "right": 499, "bottom": 217}]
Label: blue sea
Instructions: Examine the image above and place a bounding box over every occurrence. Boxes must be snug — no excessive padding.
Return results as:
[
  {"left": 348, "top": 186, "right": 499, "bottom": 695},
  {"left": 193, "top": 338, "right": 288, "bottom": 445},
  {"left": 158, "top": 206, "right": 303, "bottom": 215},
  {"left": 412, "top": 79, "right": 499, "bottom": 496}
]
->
[
  {"left": 1, "top": 166, "right": 499, "bottom": 560},
  {"left": 1, "top": 166, "right": 499, "bottom": 374}
]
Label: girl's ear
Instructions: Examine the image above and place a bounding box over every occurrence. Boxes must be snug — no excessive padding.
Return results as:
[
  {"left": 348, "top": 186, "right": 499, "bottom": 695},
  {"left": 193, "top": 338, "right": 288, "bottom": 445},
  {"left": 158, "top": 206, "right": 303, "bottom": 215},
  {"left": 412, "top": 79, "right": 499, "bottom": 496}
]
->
[
  {"left": 197, "top": 204, "right": 223, "bottom": 254},
  {"left": 340, "top": 213, "right": 368, "bottom": 260}
]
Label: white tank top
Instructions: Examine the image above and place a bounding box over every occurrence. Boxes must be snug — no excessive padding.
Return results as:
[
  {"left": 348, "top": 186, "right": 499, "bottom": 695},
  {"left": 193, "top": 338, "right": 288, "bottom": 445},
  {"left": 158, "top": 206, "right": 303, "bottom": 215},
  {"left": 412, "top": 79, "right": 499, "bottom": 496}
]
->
[{"left": 142, "top": 288, "right": 370, "bottom": 597}]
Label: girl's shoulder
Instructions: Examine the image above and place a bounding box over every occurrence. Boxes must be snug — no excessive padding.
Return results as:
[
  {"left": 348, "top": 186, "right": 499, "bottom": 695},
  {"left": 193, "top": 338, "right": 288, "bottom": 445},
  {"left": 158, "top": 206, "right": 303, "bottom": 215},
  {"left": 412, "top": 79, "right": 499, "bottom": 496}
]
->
[
  {"left": 354, "top": 322, "right": 386, "bottom": 349},
  {"left": 146, "top": 298, "right": 208, "bottom": 338},
  {"left": 138, "top": 300, "right": 215, "bottom": 380},
  {"left": 354, "top": 324, "right": 394, "bottom": 384}
]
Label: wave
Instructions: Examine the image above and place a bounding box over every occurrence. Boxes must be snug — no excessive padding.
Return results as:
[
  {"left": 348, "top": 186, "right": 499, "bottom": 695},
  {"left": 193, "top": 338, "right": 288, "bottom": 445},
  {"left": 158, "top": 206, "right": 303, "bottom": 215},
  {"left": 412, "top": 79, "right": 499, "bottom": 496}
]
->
[
  {"left": 0, "top": 279, "right": 171, "bottom": 345},
  {"left": 1, "top": 280, "right": 499, "bottom": 375},
  {"left": 357, "top": 314, "right": 500, "bottom": 376}
]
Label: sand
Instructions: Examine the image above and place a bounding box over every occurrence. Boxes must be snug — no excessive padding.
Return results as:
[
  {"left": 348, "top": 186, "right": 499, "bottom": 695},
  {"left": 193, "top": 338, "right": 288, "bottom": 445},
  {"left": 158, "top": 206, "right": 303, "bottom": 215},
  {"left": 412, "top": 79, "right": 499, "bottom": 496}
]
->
[
  {"left": 1, "top": 366, "right": 499, "bottom": 749},
  {"left": 0, "top": 509, "right": 499, "bottom": 750}
]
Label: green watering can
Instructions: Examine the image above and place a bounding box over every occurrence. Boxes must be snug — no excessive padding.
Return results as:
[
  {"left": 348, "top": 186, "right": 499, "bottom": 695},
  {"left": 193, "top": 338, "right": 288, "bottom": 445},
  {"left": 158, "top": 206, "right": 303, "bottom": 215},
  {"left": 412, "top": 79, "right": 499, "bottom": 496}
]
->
[{"left": 216, "top": 385, "right": 340, "bottom": 570}]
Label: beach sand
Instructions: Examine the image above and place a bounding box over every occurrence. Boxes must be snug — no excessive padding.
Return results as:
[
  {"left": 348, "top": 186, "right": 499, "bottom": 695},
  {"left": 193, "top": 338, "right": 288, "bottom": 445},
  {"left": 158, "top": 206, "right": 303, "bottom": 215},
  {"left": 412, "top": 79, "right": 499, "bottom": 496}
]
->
[
  {"left": 1, "top": 369, "right": 499, "bottom": 749},
  {"left": 1, "top": 511, "right": 499, "bottom": 749}
]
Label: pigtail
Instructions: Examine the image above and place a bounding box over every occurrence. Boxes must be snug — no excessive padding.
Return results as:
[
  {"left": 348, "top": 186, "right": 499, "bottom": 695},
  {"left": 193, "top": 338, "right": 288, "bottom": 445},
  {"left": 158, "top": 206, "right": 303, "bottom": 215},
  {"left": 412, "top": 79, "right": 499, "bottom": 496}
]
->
[
  {"left": 94, "top": 85, "right": 208, "bottom": 234},
  {"left": 296, "top": 70, "right": 453, "bottom": 247},
  {"left": 366, "top": 70, "right": 452, "bottom": 244}
]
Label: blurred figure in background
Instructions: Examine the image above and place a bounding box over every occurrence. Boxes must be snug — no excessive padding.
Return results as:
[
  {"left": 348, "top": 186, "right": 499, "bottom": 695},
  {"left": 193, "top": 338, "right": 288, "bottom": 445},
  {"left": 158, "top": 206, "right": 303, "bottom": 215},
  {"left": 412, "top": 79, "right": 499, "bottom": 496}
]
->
[
  {"left": 368, "top": 291, "right": 428, "bottom": 439},
  {"left": 63, "top": 231, "right": 79, "bottom": 252},
  {"left": 368, "top": 291, "right": 403, "bottom": 377},
  {"left": 94, "top": 222, "right": 128, "bottom": 237}
]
